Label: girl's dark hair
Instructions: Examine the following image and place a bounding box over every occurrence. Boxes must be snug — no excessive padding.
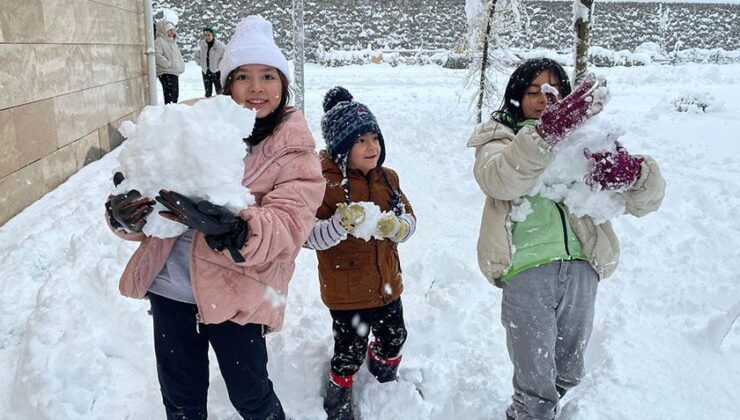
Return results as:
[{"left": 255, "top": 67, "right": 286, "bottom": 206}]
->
[
  {"left": 493, "top": 58, "right": 572, "bottom": 128},
  {"left": 222, "top": 68, "right": 292, "bottom": 147}
]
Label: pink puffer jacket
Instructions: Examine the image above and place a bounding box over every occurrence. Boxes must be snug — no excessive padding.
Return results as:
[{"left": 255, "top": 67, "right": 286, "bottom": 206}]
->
[{"left": 111, "top": 108, "right": 325, "bottom": 332}]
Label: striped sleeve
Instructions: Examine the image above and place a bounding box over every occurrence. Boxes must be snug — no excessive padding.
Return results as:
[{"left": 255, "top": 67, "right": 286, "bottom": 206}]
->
[
  {"left": 392, "top": 213, "right": 416, "bottom": 243},
  {"left": 305, "top": 213, "right": 348, "bottom": 250}
]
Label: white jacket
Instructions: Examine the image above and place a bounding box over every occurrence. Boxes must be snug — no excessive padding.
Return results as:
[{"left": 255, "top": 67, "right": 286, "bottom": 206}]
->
[
  {"left": 154, "top": 20, "right": 185, "bottom": 76},
  {"left": 195, "top": 39, "right": 226, "bottom": 73}
]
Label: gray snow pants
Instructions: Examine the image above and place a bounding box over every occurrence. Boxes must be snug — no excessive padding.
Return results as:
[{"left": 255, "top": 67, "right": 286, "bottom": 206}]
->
[{"left": 501, "top": 260, "right": 599, "bottom": 420}]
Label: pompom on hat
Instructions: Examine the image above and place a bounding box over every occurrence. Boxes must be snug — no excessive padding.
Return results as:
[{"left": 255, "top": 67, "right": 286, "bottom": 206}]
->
[
  {"left": 219, "top": 16, "right": 290, "bottom": 86},
  {"left": 321, "top": 86, "right": 385, "bottom": 167},
  {"left": 322, "top": 86, "right": 353, "bottom": 113}
]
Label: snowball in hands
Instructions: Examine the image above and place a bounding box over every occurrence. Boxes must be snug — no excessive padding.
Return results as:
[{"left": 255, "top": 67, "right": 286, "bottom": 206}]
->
[
  {"left": 519, "top": 117, "right": 631, "bottom": 225},
  {"left": 114, "top": 96, "right": 256, "bottom": 238},
  {"left": 349, "top": 202, "right": 387, "bottom": 241}
]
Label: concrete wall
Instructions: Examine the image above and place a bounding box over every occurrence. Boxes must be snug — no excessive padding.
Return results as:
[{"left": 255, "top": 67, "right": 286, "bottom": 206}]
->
[{"left": 0, "top": 0, "right": 149, "bottom": 226}]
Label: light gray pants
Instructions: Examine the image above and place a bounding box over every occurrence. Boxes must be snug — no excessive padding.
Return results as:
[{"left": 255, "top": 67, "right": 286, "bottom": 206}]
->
[{"left": 501, "top": 260, "right": 599, "bottom": 420}]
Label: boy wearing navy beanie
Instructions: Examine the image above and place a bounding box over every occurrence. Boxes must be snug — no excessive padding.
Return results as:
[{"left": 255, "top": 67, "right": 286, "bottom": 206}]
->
[{"left": 306, "top": 87, "right": 417, "bottom": 420}]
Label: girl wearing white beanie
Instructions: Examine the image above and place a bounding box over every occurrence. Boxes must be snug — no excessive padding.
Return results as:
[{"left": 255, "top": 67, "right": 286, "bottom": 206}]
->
[
  {"left": 220, "top": 15, "right": 292, "bottom": 145},
  {"left": 108, "top": 15, "right": 325, "bottom": 420}
]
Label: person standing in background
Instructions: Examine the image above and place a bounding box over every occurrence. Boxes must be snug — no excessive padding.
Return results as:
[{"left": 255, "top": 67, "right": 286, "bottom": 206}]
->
[
  {"left": 195, "top": 27, "right": 226, "bottom": 97},
  {"left": 155, "top": 20, "right": 185, "bottom": 104}
]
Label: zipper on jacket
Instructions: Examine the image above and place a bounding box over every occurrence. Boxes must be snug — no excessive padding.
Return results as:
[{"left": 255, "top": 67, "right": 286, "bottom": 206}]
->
[
  {"left": 367, "top": 172, "right": 388, "bottom": 303},
  {"left": 555, "top": 202, "right": 572, "bottom": 258},
  {"left": 195, "top": 313, "right": 203, "bottom": 334}
]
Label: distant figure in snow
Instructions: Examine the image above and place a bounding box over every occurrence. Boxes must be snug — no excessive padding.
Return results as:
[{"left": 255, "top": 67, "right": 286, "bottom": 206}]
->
[
  {"left": 194, "top": 27, "right": 226, "bottom": 97},
  {"left": 105, "top": 15, "right": 325, "bottom": 419},
  {"left": 305, "top": 87, "right": 417, "bottom": 420},
  {"left": 466, "top": 58, "right": 665, "bottom": 420},
  {"left": 154, "top": 19, "right": 185, "bottom": 104}
]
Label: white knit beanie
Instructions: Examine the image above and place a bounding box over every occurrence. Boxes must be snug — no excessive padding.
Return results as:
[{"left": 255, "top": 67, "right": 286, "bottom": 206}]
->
[{"left": 219, "top": 16, "right": 290, "bottom": 86}]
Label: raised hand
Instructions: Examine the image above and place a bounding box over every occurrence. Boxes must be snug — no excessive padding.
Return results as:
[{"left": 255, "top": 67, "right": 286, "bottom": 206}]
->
[
  {"left": 536, "top": 74, "right": 609, "bottom": 146},
  {"left": 584, "top": 141, "right": 644, "bottom": 191}
]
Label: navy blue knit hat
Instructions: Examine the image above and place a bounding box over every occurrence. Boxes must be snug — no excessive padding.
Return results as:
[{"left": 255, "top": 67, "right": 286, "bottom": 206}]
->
[{"left": 321, "top": 86, "right": 385, "bottom": 167}]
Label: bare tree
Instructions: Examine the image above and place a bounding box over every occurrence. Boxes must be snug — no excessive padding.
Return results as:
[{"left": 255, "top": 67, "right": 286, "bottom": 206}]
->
[
  {"left": 467, "top": 0, "right": 525, "bottom": 123},
  {"left": 475, "top": 2, "right": 497, "bottom": 124},
  {"left": 292, "top": 0, "right": 305, "bottom": 112},
  {"left": 573, "top": 0, "right": 595, "bottom": 85}
]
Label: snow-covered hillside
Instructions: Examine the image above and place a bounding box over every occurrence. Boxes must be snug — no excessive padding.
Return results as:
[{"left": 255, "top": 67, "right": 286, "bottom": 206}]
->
[
  {"left": 153, "top": 0, "right": 740, "bottom": 61},
  {"left": 1, "top": 61, "right": 738, "bottom": 419}
]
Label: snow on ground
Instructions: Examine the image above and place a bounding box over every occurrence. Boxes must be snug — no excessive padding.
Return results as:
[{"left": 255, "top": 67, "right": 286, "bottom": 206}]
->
[{"left": 1, "top": 61, "right": 739, "bottom": 419}]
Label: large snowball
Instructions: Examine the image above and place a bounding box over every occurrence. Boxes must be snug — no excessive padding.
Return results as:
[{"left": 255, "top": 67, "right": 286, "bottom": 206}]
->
[{"left": 114, "top": 96, "right": 256, "bottom": 238}]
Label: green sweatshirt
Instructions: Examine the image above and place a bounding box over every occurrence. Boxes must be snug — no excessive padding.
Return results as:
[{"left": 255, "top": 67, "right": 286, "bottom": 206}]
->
[{"left": 502, "top": 194, "right": 588, "bottom": 281}]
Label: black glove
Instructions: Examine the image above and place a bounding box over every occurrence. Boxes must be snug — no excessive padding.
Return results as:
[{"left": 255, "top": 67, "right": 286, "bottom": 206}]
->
[
  {"left": 106, "top": 190, "right": 156, "bottom": 233},
  {"left": 155, "top": 189, "right": 248, "bottom": 263}
]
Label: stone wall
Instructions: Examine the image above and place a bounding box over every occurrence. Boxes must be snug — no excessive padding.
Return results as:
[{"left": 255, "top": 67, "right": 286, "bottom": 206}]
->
[{"left": 0, "top": 0, "right": 150, "bottom": 226}]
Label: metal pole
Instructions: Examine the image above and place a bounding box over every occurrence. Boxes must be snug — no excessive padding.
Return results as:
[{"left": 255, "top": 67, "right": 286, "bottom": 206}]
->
[
  {"left": 292, "top": 0, "right": 305, "bottom": 112},
  {"left": 143, "top": 0, "right": 158, "bottom": 105}
]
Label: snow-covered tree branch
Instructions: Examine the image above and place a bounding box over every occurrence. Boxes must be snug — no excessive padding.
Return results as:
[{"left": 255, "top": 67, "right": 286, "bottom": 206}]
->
[{"left": 573, "top": 0, "right": 595, "bottom": 85}]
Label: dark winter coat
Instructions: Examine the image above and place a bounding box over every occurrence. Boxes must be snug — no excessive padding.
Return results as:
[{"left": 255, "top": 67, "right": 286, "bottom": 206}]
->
[{"left": 315, "top": 151, "right": 414, "bottom": 310}]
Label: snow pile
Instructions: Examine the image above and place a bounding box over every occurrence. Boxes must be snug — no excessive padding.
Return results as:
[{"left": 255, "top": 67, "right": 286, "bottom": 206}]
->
[
  {"left": 672, "top": 91, "right": 723, "bottom": 113},
  {"left": 590, "top": 46, "right": 656, "bottom": 67},
  {"left": 316, "top": 44, "right": 399, "bottom": 67},
  {"left": 115, "top": 96, "right": 256, "bottom": 238}
]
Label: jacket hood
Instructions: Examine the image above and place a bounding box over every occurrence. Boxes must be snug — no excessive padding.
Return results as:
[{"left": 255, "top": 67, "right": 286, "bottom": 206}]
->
[
  {"left": 242, "top": 107, "right": 316, "bottom": 185},
  {"left": 156, "top": 20, "right": 175, "bottom": 39},
  {"left": 466, "top": 119, "right": 516, "bottom": 148},
  {"left": 261, "top": 107, "right": 316, "bottom": 156}
]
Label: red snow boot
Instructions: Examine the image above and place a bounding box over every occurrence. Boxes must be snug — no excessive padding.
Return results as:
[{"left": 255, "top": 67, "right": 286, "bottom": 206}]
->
[
  {"left": 324, "top": 371, "right": 354, "bottom": 420},
  {"left": 367, "top": 341, "right": 402, "bottom": 383}
]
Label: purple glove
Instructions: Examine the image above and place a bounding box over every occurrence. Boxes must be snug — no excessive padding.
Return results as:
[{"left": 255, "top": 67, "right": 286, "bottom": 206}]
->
[
  {"left": 536, "top": 74, "right": 608, "bottom": 146},
  {"left": 584, "top": 141, "right": 644, "bottom": 191}
]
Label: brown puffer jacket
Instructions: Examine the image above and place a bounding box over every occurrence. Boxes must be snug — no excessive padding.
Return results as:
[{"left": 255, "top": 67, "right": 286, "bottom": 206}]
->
[{"left": 315, "top": 151, "right": 414, "bottom": 310}]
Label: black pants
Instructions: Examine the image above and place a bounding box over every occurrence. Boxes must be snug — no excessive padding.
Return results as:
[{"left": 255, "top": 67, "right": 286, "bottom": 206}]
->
[
  {"left": 202, "top": 70, "right": 222, "bottom": 97},
  {"left": 329, "top": 298, "right": 407, "bottom": 377},
  {"left": 149, "top": 293, "right": 285, "bottom": 420},
  {"left": 159, "top": 74, "right": 179, "bottom": 104}
]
